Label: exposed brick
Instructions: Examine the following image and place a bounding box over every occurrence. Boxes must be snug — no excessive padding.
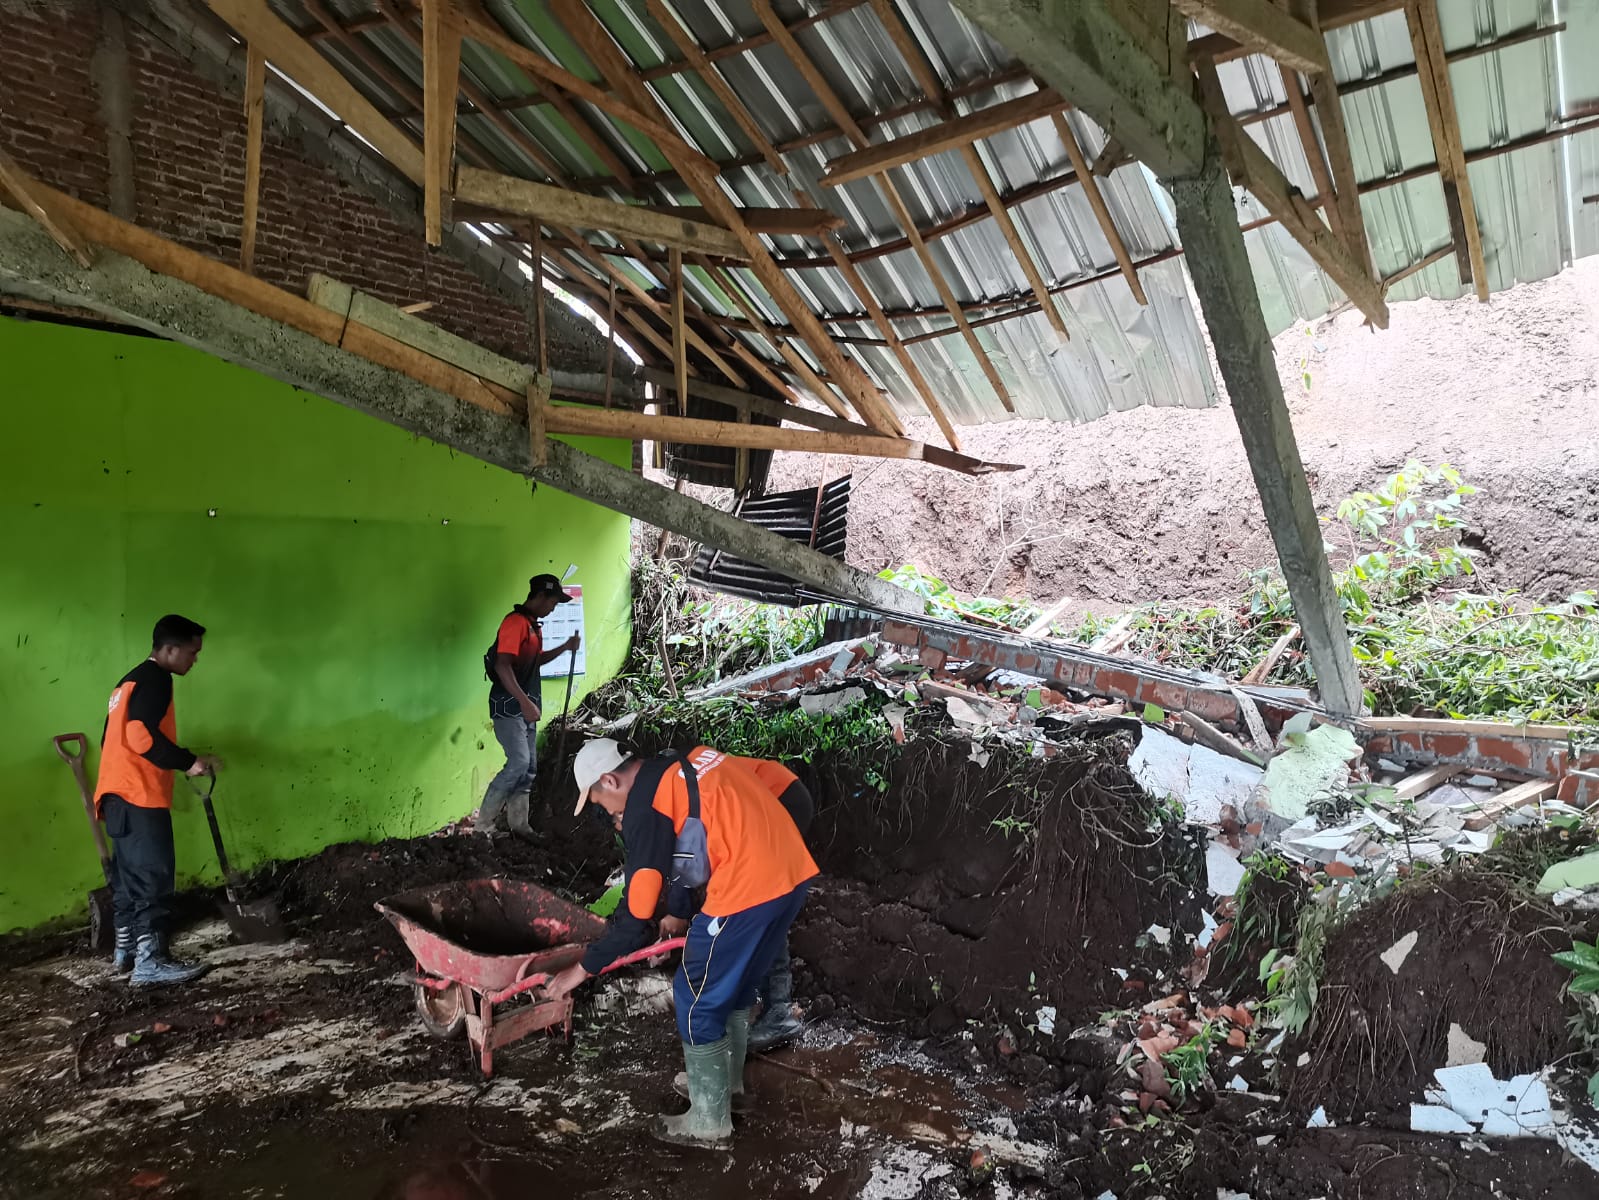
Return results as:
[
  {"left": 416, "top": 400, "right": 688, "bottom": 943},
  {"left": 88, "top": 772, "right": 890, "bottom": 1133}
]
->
[
  {"left": 1472, "top": 736, "right": 1532, "bottom": 772},
  {"left": 1424, "top": 732, "right": 1472, "bottom": 759},
  {"left": 0, "top": 2, "right": 538, "bottom": 363}
]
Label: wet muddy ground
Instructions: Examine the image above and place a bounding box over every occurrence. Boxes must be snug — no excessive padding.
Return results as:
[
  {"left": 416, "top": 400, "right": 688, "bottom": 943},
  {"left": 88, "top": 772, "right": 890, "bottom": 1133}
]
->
[{"left": 5, "top": 738, "right": 1599, "bottom": 1198}]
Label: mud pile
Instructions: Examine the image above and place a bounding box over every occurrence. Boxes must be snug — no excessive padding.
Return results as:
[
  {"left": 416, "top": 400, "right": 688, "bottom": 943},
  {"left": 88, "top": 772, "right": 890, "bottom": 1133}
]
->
[
  {"left": 1286, "top": 872, "right": 1585, "bottom": 1119},
  {"left": 791, "top": 737, "right": 1203, "bottom": 1038}
]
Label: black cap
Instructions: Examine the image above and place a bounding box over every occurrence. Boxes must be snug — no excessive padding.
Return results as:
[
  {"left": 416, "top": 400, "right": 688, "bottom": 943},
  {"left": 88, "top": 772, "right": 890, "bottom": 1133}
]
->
[{"left": 529, "top": 573, "right": 573, "bottom": 602}]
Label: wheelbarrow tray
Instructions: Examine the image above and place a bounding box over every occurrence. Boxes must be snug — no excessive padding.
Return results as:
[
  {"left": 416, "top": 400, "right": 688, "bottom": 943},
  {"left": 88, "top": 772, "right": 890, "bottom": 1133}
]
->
[{"left": 375, "top": 877, "right": 608, "bottom": 993}]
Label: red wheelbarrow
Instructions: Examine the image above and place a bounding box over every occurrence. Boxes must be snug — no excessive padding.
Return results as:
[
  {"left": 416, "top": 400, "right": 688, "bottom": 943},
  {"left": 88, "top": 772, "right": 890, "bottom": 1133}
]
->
[{"left": 376, "top": 878, "right": 683, "bottom": 1076}]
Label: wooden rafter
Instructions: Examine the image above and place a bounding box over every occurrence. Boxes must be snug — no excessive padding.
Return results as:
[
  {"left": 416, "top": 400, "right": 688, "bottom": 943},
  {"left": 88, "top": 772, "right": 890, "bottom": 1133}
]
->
[
  {"left": 206, "top": 0, "right": 424, "bottom": 181},
  {"left": 1196, "top": 62, "right": 1389, "bottom": 327},
  {"left": 1279, "top": 66, "right": 1341, "bottom": 239},
  {"left": 541, "top": 0, "right": 902, "bottom": 436},
  {"left": 541, "top": 405, "right": 1006, "bottom": 471},
  {"left": 753, "top": 0, "right": 1015, "bottom": 413},
  {"left": 454, "top": 166, "right": 748, "bottom": 258},
  {"left": 1172, "top": 0, "right": 1330, "bottom": 74},
  {"left": 239, "top": 44, "right": 266, "bottom": 273},
  {"left": 1049, "top": 113, "right": 1146, "bottom": 304},
  {"left": 669, "top": 247, "right": 688, "bottom": 414},
  {"left": 820, "top": 88, "right": 1064, "bottom": 186},
  {"left": 646, "top": 205, "right": 844, "bottom": 237},
  {"left": 641, "top": 0, "right": 787, "bottom": 177},
  {"left": 1404, "top": 0, "right": 1489, "bottom": 300},
  {"left": 373, "top": 0, "right": 571, "bottom": 185},
  {"left": 1293, "top": 0, "right": 1372, "bottom": 274},
  {"left": 421, "top": 0, "right": 462, "bottom": 245},
  {"left": 861, "top": 0, "right": 1068, "bottom": 341},
  {"left": 0, "top": 147, "right": 94, "bottom": 268}
]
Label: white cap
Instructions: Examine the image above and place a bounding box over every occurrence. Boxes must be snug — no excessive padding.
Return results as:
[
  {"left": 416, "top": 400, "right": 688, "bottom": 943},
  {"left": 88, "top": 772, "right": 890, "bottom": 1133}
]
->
[{"left": 572, "top": 737, "right": 629, "bottom": 815}]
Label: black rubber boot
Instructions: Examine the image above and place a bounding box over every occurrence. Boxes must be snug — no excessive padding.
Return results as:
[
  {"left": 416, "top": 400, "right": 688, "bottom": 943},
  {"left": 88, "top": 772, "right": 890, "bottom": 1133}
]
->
[{"left": 748, "top": 954, "right": 802, "bottom": 1051}]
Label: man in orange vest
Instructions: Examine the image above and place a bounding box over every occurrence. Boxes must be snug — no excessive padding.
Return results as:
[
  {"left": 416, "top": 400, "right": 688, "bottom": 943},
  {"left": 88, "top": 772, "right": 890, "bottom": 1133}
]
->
[
  {"left": 476, "top": 574, "right": 580, "bottom": 835},
  {"left": 546, "top": 739, "right": 817, "bottom": 1150},
  {"left": 94, "top": 615, "right": 221, "bottom": 987}
]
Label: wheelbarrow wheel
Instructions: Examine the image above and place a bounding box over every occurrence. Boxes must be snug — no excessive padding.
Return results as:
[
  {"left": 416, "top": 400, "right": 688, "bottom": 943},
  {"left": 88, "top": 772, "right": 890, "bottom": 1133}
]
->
[
  {"left": 88, "top": 888, "right": 114, "bottom": 954},
  {"left": 415, "top": 980, "right": 469, "bottom": 1040}
]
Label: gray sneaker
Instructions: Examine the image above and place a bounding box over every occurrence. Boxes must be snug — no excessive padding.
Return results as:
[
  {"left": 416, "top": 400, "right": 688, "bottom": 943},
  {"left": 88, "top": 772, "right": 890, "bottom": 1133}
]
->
[{"left": 129, "top": 935, "right": 209, "bottom": 988}]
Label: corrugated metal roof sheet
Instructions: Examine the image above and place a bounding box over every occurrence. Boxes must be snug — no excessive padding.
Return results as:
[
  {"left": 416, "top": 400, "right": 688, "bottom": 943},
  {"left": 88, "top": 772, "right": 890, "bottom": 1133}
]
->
[
  {"left": 268, "top": 0, "right": 1597, "bottom": 431},
  {"left": 688, "top": 475, "right": 851, "bottom": 602}
]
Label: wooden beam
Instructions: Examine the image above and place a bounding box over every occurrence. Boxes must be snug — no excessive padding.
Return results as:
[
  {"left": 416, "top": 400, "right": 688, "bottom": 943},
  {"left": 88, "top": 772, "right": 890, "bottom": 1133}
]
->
[
  {"left": 454, "top": 166, "right": 748, "bottom": 258},
  {"left": 669, "top": 246, "right": 687, "bottom": 415},
  {"left": 817, "top": 225, "right": 962, "bottom": 448},
  {"left": 239, "top": 44, "right": 266, "bottom": 273},
  {"left": 641, "top": 0, "right": 788, "bottom": 177},
  {"left": 639, "top": 366, "right": 883, "bottom": 439},
  {"left": 1172, "top": 0, "right": 1330, "bottom": 74},
  {"left": 950, "top": 0, "right": 1207, "bottom": 180},
  {"left": 1049, "top": 113, "right": 1146, "bottom": 304},
  {"left": 1280, "top": 66, "right": 1342, "bottom": 239},
  {"left": 820, "top": 89, "right": 1064, "bottom": 187},
  {"left": 205, "top": 0, "right": 424, "bottom": 182},
  {"left": 1381, "top": 243, "right": 1453, "bottom": 293},
  {"left": 527, "top": 375, "right": 549, "bottom": 467},
  {"left": 1463, "top": 778, "right": 1557, "bottom": 831},
  {"left": 1389, "top": 763, "right": 1464, "bottom": 801},
  {"left": 754, "top": 0, "right": 1015, "bottom": 411},
  {"left": 1191, "top": 0, "right": 1400, "bottom": 64},
  {"left": 650, "top": 205, "right": 845, "bottom": 237},
  {"left": 454, "top": 0, "right": 704, "bottom": 167},
  {"left": 543, "top": 0, "right": 902, "bottom": 435},
  {"left": 1198, "top": 64, "right": 1389, "bottom": 327},
  {"left": 1168, "top": 157, "right": 1361, "bottom": 716},
  {"left": 0, "top": 147, "right": 94, "bottom": 268},
  {"left": 1404, "top": 0, "right": 1489, "bottom": 301},
  {"left": 959, "top": 142, "right": 1068, "bottom": 337},
  {"left": 1298, "top": 4, "right": 1370, "bottom": 271},
  {"left": 1241, "top": 623, "right": 1299, "bottom": 684},
  {"left": 541, "top": 405, "right": 1009, "bottom": 473},
  {"left": 421, "top": 0, "right": 462, "bottom": 246}
]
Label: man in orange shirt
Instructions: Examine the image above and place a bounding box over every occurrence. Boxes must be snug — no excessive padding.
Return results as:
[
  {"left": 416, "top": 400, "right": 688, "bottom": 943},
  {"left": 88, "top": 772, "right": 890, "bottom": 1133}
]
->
[
  {"left": 94, "top": 614, "right": 221, "bottom": 987},
  {"left": 546, "top": 739, "right": 817, "bottom": 1150},
  {"left": 475, "top": 574, "right": 579, "bottom": 835}
]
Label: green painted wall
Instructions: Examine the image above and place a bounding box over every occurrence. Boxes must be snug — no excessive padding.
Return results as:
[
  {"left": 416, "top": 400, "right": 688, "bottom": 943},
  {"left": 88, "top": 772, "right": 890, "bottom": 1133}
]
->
[{"left": 0, "top": 317, "right": 633, "bottom": 933}]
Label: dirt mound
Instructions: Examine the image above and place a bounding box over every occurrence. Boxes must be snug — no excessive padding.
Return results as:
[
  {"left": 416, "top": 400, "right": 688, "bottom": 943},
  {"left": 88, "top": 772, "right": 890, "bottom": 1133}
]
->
[
  {"left": 785, "top": 736, "right": 1204, "bottom": 1038},
  {"left": 1286, "top": 873, "right": 1585, "bottom": 1119}
]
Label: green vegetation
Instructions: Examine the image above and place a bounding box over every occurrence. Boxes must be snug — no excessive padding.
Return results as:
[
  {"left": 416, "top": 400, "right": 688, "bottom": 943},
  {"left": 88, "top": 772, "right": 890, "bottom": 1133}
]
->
[
  {"left": 1162, "top": 1024, "right": 1219, "bottom": 1105},
  {"left": 1553, "top": 939, "right": 1599, "bottom": 996},
  {"left": 877, "top": 563, "right": 1047, "bottom": 629},
  {"left": 1075, "top": 463, "right": 1598, "bottom": 723}
]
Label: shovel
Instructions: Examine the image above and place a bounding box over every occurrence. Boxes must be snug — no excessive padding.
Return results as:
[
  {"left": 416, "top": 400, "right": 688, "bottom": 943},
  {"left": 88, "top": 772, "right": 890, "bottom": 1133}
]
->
[
  {"left": 53, "top": 733, "right": 116, "bottom": 953},
  {"left": 188, "top": 771, "right": 286, "bottom": 943}
]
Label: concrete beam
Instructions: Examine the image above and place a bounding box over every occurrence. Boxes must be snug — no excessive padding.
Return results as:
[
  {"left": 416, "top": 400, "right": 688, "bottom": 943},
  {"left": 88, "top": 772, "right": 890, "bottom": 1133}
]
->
[
  {"left": 1168, "top": 158, "right": 1361, "bottom": 715},
  {"left": 949, "top": 0, "right": 1207, "bottom": 179},
  {"left": 0, "top": 208, "right": 920, "bottom": 617}
]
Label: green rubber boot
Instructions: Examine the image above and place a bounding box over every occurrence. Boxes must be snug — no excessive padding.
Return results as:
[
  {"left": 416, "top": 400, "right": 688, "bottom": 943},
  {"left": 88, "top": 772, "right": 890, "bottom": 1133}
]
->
[
  {"left": 653, "top": 1038, "right": 733, "bottom": 1150},
  {"left": 726, "top": 1007, "right": 752, "bottom": 1109}
]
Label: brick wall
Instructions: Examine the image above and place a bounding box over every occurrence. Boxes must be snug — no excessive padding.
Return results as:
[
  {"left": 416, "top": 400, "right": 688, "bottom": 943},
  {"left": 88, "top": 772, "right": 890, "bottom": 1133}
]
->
[{"left": 0, "top": 0, "right": 593, "bottom": 367}]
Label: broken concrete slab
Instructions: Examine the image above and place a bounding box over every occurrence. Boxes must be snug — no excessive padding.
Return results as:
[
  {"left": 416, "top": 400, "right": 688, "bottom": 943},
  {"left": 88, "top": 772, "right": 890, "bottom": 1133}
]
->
[
  {"left": 1446, "top": 1023, "right": 1488, "bottom": 1067},
  {"left": 1411, "top": 1104, "right": 1476, "bottom": 1134},
  {"left": 1207, "top": 842, "right": 1247, "bottom": 897},
  {"left": 1129, "top": 727, "right": 1190, "bottom": 804},
  {"left": 1537, "top": 849, "right": 1599, "bottom": 895},
  {"left": 1380, "top": 930, "right": 1419, "bottom": 975},
  {"left": 1255, "top": 724, "right": 1360, "bottom": 822}
]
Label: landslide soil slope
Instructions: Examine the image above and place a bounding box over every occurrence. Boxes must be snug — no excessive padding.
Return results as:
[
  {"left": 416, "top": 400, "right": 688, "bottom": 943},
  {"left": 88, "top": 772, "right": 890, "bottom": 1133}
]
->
[{"left": 771, "top": 260, "right": 1599, "bottom": 616}]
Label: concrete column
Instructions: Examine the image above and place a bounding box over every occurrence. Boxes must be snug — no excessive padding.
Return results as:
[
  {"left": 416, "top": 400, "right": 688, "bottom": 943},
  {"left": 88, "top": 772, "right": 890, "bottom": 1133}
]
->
[
  {"left": 1168, "top": 154, "right": 1360, "bottom": 716},
  {"left": 91, "top": 7, "right": 139, "bottom": 221}
]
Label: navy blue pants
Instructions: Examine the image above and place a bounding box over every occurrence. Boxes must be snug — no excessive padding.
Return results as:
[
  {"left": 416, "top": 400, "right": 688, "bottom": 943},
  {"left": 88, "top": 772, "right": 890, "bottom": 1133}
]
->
[
  {"left": 675, "top": 880, "right": 811, "bottom": 1045},
  {"left": 102, "top": 795, "right": 176, "bottom": 939}
]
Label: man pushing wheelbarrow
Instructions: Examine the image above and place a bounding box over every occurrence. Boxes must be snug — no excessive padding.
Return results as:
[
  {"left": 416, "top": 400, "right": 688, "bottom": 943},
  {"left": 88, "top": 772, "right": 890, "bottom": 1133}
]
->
[{"left": 542, "top": 738, "right": 817, "bottom": 1152}]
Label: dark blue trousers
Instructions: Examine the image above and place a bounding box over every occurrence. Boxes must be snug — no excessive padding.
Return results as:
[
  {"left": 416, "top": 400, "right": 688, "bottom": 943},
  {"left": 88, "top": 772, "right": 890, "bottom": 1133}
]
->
[
  {"left": 674, "top": 880, "right": 811, "bottom": 1045},
  {"left": 102, "top": 795, "right": 176, "bottom": 939}
]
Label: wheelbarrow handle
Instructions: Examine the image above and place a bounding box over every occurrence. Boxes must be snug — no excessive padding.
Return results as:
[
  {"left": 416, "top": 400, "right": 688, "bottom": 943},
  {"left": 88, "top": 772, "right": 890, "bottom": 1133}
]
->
[{"left": 598, "top": 936, "right": 686, "bottom": 976}]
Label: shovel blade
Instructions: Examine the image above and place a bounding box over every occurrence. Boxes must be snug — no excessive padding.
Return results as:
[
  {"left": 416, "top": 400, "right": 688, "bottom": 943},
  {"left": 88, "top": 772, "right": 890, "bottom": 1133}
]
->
[{"left": 221, "top": 900, "right": 287, "bottom": 944}]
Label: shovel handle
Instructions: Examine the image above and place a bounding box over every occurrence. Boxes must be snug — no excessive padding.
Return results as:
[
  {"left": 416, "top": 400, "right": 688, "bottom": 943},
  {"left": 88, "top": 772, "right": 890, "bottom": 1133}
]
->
[
  {"left": 54, "top": 733, "right": 88, "bottom": 763},
  {"left": 190, "top": 771, "right": 242, "bottom": 891},
  {"left": 55, "top": 732, "right": 113, "bottom": 876}
]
